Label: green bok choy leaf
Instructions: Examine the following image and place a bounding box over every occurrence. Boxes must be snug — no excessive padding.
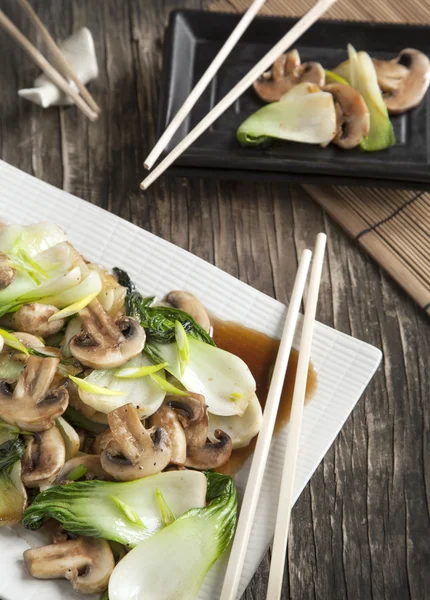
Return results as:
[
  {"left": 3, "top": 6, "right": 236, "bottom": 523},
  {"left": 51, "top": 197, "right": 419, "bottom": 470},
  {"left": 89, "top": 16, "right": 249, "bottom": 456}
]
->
[
  {"left": 23, "top": 470, "right": 207, "bottom": 547},
  {"left": 0, "top": 439, "right": 27, "bottom": 526},
  {"left": 334, "top": 45, "right": 396, "bottom": 151},
  {"left": 237, "top": 82, "right": 337, "bottom": 147},
  {"left": 109, "top": 472, "right": 237, "bottom": 600}
]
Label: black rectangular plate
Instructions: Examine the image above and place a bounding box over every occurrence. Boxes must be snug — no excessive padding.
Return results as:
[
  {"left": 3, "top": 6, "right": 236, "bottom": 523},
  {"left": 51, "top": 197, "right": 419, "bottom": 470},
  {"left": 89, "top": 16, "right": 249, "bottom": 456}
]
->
[{"left": 158, "top": 10, "right": 430, "bottom": 188}]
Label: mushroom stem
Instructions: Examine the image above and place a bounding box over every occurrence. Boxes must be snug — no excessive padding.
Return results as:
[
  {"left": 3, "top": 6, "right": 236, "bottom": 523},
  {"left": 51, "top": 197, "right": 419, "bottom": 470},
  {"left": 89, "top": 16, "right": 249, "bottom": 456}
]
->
[
  {"left": 168, "top": 393, "right": 232, "bottom": 470},
  {"left": 22, "top": 426, "right": 66, "bottom": 488},
  {"left": 14, "top": 303, "right": 66, "bottom": 338},
  {"left": 100, "top": 404, "right": 171, "bottom": 481},
  {"left": 150, "top": 404, "right": 187, "bottom": 466},
  {"left": 24, "top": 537, "right": 115, "bottom": 595},
  {"left": 0, "top": 356, "right": 69, "bottom": 432},
  {"left": 69, "top": 299, "right": 146, "bottom": 369},
  {"left": 79, "top": 299, "right": 124, "bottom": 346}
]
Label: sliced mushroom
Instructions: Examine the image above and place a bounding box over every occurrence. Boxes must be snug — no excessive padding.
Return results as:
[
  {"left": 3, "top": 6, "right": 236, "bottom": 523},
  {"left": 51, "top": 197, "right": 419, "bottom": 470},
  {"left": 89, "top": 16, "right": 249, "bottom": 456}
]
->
[
  {"left": 323, "top": 83, "right": 370, "bottom": 149},
  {"left": 150, "top": 403, "right": 187, "bottom": 466},
  {"left": 0, "top": 356, "right": 68, "bottom": 432},
  {"left": 166, "top": 291, "right": 211, "bottom": 333},
  {"left": 23, "top": 537, "right": 115, "bottom": 595},
  {"left": 22, "top": 426, "right": 66, "bottom": 488},
  {"left": 168, "top": 393, "right": 232, "bottom": 469},
  {"left": 13, "top": 332, "right": 45, "bottom": 350},
  {"left": 0, "top": 252, "right": 15, "bottom": 290},
  {"left": 100, "top": 404, "right": 171, "bottom": 481},
  {"left": 13, "top": 303, "right": 66, "bottom": 338},
  {"left": 373, "top": 49, "right": 430, "bottom": 113},
  {"left": 186, "top": 429, "right": 232, "bottom": 470},
  {"left": 92, "top": 428, "right": 115, "bottom": 454},
  {"left": 253, "top": 49, "right": 325, "bottom": 103},
  {"left": 56, "top": 454, "right": 110, "bottom": 484},
  {"left": 69, "top": 299, "right": 146, "bottom": 369}
]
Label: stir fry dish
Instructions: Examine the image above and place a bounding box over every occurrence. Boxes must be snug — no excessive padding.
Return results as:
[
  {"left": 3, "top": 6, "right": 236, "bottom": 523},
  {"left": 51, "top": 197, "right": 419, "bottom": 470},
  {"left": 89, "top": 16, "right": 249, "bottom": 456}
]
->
[
  {"left": 0, "top": 222, "right": 265, "bottom": 599},
  {"left": 237, "top": 45, "right": 430, "bottom": 152}
]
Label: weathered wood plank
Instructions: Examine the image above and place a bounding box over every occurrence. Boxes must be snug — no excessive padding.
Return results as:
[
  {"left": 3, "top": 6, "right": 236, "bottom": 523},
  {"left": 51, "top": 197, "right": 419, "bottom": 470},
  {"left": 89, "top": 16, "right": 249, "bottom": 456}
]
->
[{"left": 0, "top": 1, "right": 428, "bottom": 599}]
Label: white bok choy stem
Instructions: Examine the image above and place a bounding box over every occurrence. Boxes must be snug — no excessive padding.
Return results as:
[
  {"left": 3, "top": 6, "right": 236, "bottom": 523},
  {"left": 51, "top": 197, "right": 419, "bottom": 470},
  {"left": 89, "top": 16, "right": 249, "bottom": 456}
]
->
[
  {"left": 76, "top": 354, "right": 167, "bottom": 417},
  {"left": 152, "top": 335, "right": 257, "bottom": 417},
  {"left": 109, "top": 472, "right": 237, "bottom": 600}
]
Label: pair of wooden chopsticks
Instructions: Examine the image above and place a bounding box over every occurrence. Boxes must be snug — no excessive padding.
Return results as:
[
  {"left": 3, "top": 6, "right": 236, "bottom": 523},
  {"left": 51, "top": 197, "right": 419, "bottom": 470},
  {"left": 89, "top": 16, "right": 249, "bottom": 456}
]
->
[
  {"left": 0, "top": 0, "right": 100, "bottom": 121},
  {"left": 220, "top": 233, "right": 327, "bottom": 600},
  {"left": 141, "top": 0, "right": 337, "bottom": 189}
]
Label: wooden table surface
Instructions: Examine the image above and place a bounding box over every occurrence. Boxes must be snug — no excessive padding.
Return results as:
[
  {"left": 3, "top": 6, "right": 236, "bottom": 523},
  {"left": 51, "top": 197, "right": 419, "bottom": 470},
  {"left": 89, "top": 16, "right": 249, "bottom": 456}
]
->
[{"left": 0, "top": 1, "right": 429, "bottom": 598}]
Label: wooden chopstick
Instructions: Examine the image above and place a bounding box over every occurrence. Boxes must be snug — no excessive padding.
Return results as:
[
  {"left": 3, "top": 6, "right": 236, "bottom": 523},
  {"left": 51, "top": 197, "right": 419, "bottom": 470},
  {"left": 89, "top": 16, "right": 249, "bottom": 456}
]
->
[
  {"left": 219, "top": 248, "right": 313, "bottom": 600},
  {"left": 0, "top": 10, "right": 98, "bottom": 121},
  {"left": 144, "top": 0, "right": 268, "bottom": 170},
  {"left": 17, "top": 0, "right": 100, "bottom": 115},
  {"left": 266, "top": 232, "right": 327, "bottom": 600},
  {"left": 140, "top": 0, "right": 337, "bottom": 190}
]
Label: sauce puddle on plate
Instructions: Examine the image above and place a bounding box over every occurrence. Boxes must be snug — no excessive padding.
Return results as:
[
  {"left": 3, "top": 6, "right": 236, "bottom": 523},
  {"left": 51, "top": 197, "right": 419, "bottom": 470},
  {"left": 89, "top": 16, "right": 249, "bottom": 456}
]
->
[{"left": 211, "top": 318, "right": 317, "bottom": 476}]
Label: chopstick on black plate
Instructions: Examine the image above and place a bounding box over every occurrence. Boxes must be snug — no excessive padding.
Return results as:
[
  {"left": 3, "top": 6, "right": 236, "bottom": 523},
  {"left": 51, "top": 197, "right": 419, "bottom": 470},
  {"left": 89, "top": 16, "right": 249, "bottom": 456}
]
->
[
  {"left": 144, "top": 0, "right": 268, "bottom": 170},
  {"left": 140, "top": 0, "right": 337, "bottom": 190}
]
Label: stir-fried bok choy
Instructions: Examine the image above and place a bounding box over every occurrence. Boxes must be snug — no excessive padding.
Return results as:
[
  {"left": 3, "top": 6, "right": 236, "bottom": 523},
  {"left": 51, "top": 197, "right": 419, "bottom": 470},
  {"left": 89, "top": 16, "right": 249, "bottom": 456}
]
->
[
  {"left": 109, "top": 472, "right": 237, "bottom": 600},
  {"left": 0, "top": 221, "right": 259, "bottom": 600},
  {"left": 23, "top": 470, "right": 208, "bottom": 547}
]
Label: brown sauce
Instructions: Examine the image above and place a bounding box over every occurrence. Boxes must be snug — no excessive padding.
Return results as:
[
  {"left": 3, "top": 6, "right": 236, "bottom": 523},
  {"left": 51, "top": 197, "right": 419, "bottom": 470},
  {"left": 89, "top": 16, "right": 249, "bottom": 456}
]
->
[{"left": 211, "top": 318, "right": 317, "bottom": 476}]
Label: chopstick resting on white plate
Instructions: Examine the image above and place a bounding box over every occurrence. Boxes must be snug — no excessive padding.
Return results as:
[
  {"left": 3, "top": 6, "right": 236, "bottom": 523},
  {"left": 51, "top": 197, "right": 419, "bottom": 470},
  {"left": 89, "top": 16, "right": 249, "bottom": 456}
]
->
[
  {"left": 140, "top": 0, "right": 337, "bottom": 190},
  {"left": 144, "top": 0, "right": 268, "bottom": 170},
  {"left": 219, "top": 248, "right": 313, "bottom": 600},
  {"left": 266, "top": 232, "right": 327, "bottom": 600}
]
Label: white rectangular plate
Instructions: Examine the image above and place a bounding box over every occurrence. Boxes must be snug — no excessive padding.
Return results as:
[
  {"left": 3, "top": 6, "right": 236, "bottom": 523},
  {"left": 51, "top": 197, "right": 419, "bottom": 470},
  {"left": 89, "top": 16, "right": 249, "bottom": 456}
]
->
[{"left": 0, "top": 160, "right": 381, "bottom": 600}]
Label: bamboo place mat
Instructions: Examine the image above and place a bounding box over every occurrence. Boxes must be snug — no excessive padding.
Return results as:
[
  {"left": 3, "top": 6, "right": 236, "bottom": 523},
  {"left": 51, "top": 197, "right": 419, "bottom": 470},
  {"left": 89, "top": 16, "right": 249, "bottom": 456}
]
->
[{"left": 209, "top": 0, "right": 430, "bottom": 314}]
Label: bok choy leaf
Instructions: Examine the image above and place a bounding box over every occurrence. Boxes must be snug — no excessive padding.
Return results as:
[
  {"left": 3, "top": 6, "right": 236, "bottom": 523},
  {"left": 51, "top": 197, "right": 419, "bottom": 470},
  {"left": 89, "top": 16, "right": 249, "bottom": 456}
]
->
[
  {"left": 152, "top": 337, "right": 256, "bottom": 416},
  {"left": 0, "top": 461, "right": 27, "bottom": 526},
  {"left": 109, "top": 472, "right": 237, "bottom": 600},
  {"left": 334, "top": 45, "right": 396, "bottom": 151},
  {"left": 114, "top": 268, "right": 214, "bottom": 349},
  {"left": 76, "top": 355, "right": 166, "bottom": 417},
  {"left": 237, "top": 82, "right": 337, "bottom": 146},
  {"left": 0, "top": 438, "right": 25, "bottom": 470},
  {"left": 23, "top": 470, "right": 207, "bottom": 547},
  {"left": 0, "top": 439, "right": 27, "bottom": 526}
]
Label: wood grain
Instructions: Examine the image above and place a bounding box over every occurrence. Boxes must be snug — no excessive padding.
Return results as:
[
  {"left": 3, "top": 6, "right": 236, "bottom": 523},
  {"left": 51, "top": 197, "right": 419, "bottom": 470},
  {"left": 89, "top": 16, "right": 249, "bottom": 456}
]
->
[{"left": 0, "top": 1, "right": 428, "bottom": 599}]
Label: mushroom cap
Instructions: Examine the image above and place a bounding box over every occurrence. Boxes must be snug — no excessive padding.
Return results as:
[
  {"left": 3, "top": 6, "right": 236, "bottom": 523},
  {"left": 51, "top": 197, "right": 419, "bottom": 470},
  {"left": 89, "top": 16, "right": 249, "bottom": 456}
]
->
[
  {"left": 14, "top": 303, "right": 66, "bottom": 338},
  {"left": 374, "top": 48, "right": 430, "bottom": 114},
  {"left": 253, "top": 49, "right": 325, "bottom": 103},
  {"left": 166, "top": 291, "right": 211, "bottom": 333},
  {"left": 0, "top": 252, "right": 15, "bottom": 290},
  {"left": 0, "top": 356, "right": 69, "bottom": 432},
  {"left": 69, "top": 299, "right": 146, "bottom": 370},
  {"left": 185, "top": 428, "right": 232, "bottom": 470},
  {"left": 150, "top": 403, "right": 187, "bottom": 466},
  {"left": 168, "top": 393, "right": 232, "bottom": 470},
  {"left": 22, "top": 426, "right": 66, "bottom": 488},
  {"left": 323, "top": 83, "right": 370, "bottom": 149},
  {"left": 24, "top": 536, "right": 115, "bottom": 595},
  {"left": 100, "top": 404, "right": 171, "bottom": 481}
]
